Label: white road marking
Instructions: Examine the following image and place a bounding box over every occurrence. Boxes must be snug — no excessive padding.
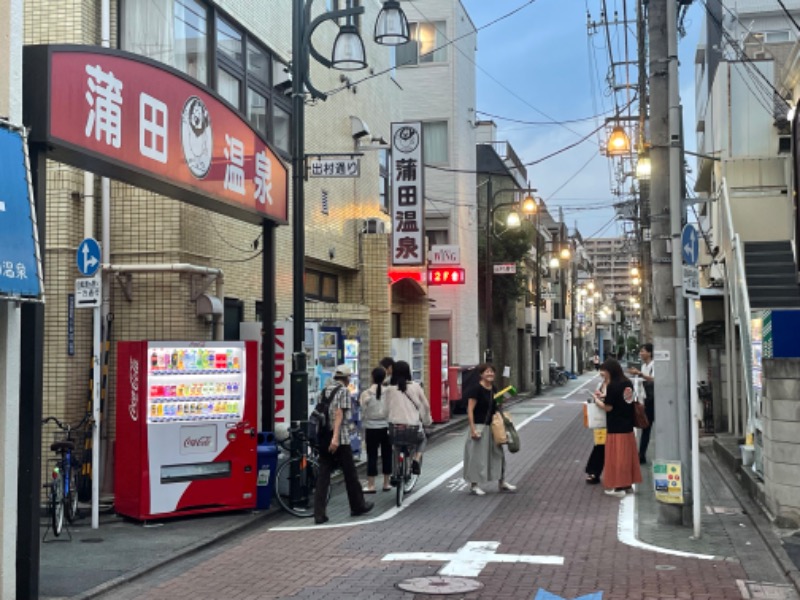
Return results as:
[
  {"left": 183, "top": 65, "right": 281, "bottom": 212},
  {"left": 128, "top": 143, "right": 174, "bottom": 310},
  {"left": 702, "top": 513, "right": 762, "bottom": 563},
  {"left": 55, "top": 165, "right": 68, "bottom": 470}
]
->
[
  {"left": 617, "top": 495, "right": 719, "bottom": 559},
  {"left": 383, "top": 541, "right": 564, "bottom": 577},
  {"left": 561, "top": 376, "right": 600, "bottom": 399},
  {"left": 270, "top": 404, "right": 555, "bottom": 531}
]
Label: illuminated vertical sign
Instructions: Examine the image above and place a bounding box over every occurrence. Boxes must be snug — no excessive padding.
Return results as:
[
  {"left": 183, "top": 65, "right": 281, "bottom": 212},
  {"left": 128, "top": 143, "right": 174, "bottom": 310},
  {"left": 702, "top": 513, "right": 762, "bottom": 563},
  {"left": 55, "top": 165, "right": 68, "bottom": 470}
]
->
[{"left": 391, "top": 122, "right": 424, "bottom": 265}]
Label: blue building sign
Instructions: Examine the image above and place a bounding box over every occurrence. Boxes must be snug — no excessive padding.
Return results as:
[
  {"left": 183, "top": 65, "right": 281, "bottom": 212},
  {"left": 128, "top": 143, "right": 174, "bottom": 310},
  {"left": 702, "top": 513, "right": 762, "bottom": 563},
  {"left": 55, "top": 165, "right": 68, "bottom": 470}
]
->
[{"left": 0, "top": 124, "right": 42, "bottom": 299}]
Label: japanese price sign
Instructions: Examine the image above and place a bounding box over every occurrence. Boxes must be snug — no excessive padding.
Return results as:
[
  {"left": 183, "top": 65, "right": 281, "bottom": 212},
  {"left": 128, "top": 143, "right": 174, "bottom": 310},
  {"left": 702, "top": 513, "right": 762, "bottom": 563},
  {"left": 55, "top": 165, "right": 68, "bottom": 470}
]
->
[
  {"left": 24, "top": 46, "right": 288, "bottom": 225},
  {"left": 391, "top": 122, "right": 424, "bottom": 265},
  {"left": 308, "top": 158, "right": 360, "bottom": 178},
  {"left": 0, "top": 125, "right": 43, "bottom": 299}
]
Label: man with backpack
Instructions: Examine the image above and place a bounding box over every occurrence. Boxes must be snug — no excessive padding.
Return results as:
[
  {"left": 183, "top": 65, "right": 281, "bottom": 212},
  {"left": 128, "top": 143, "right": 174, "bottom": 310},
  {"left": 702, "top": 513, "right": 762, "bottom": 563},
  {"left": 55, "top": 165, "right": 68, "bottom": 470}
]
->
[{"left": 313, "top": 365, "right": 374, "bottom": 525}]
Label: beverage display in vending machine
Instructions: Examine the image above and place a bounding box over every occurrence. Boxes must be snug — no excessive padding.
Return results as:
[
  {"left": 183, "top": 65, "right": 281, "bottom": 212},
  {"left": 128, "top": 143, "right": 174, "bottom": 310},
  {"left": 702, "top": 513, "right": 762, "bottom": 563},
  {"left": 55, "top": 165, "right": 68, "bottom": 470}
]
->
[{"left": 115, "top": 341, "right": 258, "bottom": 520}]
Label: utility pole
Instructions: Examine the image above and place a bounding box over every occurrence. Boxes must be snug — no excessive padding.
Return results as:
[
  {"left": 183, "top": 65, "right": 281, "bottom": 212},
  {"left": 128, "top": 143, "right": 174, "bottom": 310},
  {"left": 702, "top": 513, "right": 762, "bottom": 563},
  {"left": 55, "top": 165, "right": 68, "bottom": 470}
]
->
[
  {"left": 648, "top": 0, "right": 693, "bottom": 525},
  {"left": 637, "top": 0, "right": 653, "bottom": 341}
]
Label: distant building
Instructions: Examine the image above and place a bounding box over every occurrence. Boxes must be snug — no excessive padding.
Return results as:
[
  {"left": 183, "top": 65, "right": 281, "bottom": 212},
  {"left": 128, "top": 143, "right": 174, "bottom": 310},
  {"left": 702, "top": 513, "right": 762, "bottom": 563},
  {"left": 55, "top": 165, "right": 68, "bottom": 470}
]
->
[{"left": 583, "top": 237, "right": 636, "bottom": 301}]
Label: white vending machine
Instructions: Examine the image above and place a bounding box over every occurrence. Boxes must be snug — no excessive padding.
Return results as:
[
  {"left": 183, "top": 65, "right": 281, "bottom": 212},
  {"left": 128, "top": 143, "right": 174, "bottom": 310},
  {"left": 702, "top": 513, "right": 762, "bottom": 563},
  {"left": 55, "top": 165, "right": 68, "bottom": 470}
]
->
[{"left": 391, "top": 337, "right": 425, "bottom": 386}]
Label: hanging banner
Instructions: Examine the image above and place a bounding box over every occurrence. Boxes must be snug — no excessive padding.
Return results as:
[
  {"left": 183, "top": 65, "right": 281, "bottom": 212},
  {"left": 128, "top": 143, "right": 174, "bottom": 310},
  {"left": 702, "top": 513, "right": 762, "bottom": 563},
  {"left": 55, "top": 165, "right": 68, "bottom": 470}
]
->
[
  {"left": 390, "top": 122, "right": 425, "bottom": 265},
  {"left": 0, "top": 124, "right": 43, "bottom": 299}
]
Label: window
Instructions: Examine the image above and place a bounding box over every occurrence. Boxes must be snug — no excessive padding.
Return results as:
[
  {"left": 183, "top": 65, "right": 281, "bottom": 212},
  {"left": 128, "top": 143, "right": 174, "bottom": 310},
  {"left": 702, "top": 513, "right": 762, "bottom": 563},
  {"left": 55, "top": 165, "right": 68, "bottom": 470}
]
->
[
  {"left": 425, "top": 229, "right": 449, "bottom": 247},
  {"left": 272, "top": 105, "right": 291, "bottom": 153},
  {"left": 122, "top": 1, "right": 291, "bottom": 153},
  {"left": 379, "top": 149, "right": 390, "bottom": 213},
  {"left": 305, "top": 270, "right": 338, "bottom": 302},
  {"left": 122, "top": 0, "right": 209, "bottom": 84},
  {"left": 396, "top": 21, "right": 447, "bottom": 66},
  {"left": 247, "top": 88, "right": 267, "bottom": 134},
  {"left": 423, "top": 121, "right": 448, "bottom": 164},
  {"left": 218, "top": 68, "right": 241, "bottom": 108},
  {"left": 223, "top": 298, "right": 243, "bottom": 340}
]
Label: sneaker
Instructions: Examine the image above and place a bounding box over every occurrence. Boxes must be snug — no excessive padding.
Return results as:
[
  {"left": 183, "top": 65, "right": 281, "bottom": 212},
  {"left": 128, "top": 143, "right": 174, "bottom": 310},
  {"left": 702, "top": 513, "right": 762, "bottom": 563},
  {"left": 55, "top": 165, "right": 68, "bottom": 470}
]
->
[
  {"left": 350, "top": 501, "right": 374, "bottom": 517},
  {"left": 604, "top": 489, "right": 625, "bottom": 498},
  {"left": 411, "top": 460, "right": 421, "bottom": 475},
  {"left": 499, "top": 481, "right": 517, "bottom": 492},
  {"left": 470, "top": 485, "right": 486, "bottom": 496}
]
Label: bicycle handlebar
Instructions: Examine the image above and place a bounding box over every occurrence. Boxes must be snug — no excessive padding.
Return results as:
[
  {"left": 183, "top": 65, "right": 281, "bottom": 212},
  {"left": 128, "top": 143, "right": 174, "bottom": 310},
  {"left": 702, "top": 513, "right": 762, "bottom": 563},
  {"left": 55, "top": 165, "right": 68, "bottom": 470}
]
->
[{"left": 42, "top": 414, "right": 94, "bottom": 432}]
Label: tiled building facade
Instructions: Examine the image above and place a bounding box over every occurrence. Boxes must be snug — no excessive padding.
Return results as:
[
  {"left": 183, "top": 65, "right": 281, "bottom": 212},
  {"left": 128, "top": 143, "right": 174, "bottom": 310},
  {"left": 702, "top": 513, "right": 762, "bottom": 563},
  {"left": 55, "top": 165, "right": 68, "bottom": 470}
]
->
[{"left": 23, "top": 0, "right": 431, "bottom": 495}]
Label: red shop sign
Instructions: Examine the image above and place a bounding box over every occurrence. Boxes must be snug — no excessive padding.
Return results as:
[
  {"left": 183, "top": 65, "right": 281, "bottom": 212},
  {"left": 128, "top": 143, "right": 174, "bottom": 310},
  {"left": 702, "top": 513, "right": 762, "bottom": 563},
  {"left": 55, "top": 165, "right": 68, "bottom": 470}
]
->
[{"left": 23, "top": 45, "right": 288, "bottom": 225}]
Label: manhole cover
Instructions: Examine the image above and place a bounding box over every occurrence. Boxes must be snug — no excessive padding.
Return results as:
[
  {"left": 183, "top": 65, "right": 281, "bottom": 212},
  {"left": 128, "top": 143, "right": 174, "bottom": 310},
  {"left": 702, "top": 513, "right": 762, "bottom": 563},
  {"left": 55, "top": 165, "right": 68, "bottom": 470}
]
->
[
  {"left": 80, "top": 538, "right": 104, "bottom": 544},
  {"left": 655, "top": 564, "right": 677, "bottom": 571},
  {"left": 396, "top": 576, "right": 483, "bottom": 595}
]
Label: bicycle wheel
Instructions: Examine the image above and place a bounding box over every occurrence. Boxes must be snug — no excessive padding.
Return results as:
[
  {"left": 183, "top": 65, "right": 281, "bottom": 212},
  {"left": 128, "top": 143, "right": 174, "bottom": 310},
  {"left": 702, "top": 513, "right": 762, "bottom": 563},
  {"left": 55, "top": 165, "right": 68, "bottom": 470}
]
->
[
  {"left": 65, "top": 465, "right": 79, "bottom": 523},
  {"left": 51, "top": 476, "right": 64, "bottom": 537},
  {"left": 275, "top": 456, "right": 324, "bottom": 518},
  {"left": 403, "top": 455, "right": 419, "bottom": 495},
  {"left": 394, "top": 448, "right": 405, "bottom": 507},
  {"left": 557, "top": 372, "right": 568, "bottom": 386}
]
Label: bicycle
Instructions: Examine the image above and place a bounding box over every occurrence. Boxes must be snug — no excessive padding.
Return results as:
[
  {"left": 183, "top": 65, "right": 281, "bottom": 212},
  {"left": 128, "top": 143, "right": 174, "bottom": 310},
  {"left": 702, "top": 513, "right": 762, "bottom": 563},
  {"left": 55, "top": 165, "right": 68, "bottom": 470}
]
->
[
  {"left": 274, "top": 425, "right": 329, "bottom": 517},
  {"left": 389, "top": 423, "right": 420, "bottom": 507},
  {"left": 42, "top": 414, "right": 92, "bottom": 538}
]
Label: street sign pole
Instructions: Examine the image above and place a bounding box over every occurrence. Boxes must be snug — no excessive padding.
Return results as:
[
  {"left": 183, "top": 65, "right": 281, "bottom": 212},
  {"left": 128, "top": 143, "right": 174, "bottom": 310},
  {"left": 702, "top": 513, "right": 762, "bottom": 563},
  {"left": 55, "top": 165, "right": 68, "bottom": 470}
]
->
[{"left": 75, "top": 238, "right": 102, "bottom": 529}]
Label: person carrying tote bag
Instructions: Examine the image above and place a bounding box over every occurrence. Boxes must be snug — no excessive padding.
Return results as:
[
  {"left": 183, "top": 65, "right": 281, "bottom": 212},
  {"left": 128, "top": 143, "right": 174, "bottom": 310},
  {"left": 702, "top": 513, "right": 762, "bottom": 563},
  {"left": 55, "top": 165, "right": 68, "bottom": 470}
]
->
[{"left": 463, "top": 363, "right": 517, "bottom": 496}]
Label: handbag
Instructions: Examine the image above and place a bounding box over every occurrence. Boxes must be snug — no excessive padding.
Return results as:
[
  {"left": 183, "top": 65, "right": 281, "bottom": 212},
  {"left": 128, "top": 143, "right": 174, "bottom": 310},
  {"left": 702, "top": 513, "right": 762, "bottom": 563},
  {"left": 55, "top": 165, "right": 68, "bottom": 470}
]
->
[
  {"left": 583, "top": 402, "right": 607, "bottom": 429},
  {"left": 491, "top": 412, "right": 508, "bottom": 445},
  {"left": 633, "top": 400, "right": 650, "bottom": 429},
  {"left": 503, "top": 413, "right": 520, "bottom": 453}
]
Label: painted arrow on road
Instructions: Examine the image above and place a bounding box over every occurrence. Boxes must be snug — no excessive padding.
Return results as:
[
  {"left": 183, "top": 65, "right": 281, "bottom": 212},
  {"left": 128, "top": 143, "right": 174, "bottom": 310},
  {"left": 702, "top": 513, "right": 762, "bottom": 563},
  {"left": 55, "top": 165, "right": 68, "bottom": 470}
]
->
[{"left": 534, "top": 590, "right": 602, "bottom": 600}]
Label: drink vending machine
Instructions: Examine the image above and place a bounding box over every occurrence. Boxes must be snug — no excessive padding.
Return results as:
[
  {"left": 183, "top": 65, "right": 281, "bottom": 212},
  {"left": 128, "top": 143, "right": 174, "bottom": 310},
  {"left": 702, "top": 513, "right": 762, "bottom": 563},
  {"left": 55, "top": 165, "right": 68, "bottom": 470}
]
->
[
  {"left": 428, "top": 340, "right": 450, "bottom": 423},
  {"left": 115, "top": 340, "right": 258, "bottom": 520}
]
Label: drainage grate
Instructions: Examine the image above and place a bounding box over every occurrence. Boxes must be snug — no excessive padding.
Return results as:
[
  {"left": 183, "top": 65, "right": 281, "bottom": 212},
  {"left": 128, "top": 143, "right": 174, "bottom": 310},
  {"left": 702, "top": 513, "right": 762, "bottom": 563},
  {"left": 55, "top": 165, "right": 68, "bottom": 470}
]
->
[
  {"left": 705, "top": 505, "right": 743, "bottom": 515},
  {"left": 80, "top": 538, "right": 104, "bottom": 544},
  {"left": 737, "top": 580, "right": 800, "bottom": 599},
  {"left": 396, "top": 576, "right": 484, "bottom": 595}
]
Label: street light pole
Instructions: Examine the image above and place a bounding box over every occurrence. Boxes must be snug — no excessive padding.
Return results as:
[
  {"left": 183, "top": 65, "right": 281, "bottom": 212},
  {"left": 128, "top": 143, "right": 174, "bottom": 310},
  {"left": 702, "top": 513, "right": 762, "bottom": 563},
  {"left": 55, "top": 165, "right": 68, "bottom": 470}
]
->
[
  {"left": 534, "top": 208, "right": 542, "bottom": 396},
  {"left": 484, "top": 186, "right": 537, "bottom": 365},
  {"left": 289, "top": 0, "right": 409, "bottom": 423}
]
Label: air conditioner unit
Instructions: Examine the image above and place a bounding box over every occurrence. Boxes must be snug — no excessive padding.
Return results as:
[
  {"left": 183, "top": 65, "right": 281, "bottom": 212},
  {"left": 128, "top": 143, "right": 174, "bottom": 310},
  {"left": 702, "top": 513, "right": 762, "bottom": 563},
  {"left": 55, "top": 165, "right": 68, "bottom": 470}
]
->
[{"left": 362, "top": 218, "right": 386, "bottom": 234}]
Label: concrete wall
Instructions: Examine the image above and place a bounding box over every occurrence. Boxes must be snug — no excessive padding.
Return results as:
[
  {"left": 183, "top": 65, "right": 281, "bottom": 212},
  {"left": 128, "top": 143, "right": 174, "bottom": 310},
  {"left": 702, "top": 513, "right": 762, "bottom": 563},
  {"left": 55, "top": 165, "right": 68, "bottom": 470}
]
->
[{"left": 762, "top": 358, "right": 800, "bottom": 527}]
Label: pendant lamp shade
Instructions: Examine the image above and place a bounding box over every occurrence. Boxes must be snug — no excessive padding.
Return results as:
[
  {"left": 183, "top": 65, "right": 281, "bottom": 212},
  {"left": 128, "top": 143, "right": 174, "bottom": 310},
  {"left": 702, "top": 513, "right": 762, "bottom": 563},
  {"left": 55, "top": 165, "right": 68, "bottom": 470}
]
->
[
  {"left": 374, "top": 0, "right": 410, "bottom": 45},
  {"left": 331, "top": 24, "right": 367, "bottom": 71}
]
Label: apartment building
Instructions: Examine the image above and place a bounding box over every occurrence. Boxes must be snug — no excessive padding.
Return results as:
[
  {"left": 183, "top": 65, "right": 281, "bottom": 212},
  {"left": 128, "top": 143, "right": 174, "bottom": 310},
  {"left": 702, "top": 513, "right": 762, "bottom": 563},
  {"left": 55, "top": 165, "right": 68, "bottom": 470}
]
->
[
  {"left": 394, "top": 0, "right": 479, "bottom": 367},
  {"left": 583, "top": 237, "right": 635, "bottom": 302}
]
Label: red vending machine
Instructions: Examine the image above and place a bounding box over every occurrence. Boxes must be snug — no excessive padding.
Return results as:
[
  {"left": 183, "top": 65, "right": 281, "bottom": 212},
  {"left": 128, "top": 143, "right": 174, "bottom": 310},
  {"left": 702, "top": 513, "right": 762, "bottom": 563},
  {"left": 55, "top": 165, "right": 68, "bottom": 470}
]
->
[
  {"left": 115, "top": 340, "right": 258, "bottom": 520},
  {"left": 428, "top": 340, "right": 450, "bottom": 423}
]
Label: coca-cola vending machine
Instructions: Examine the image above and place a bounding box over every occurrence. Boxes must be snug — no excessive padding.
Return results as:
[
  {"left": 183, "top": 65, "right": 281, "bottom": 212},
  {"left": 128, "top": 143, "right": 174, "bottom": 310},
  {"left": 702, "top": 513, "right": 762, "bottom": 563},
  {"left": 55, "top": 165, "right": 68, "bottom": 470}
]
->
[
  {"left": 428, "top": 340, "right": 450, "bottom": 423},
  {"left": 115, "top": 340, "right": 258, "bottom": 520}
]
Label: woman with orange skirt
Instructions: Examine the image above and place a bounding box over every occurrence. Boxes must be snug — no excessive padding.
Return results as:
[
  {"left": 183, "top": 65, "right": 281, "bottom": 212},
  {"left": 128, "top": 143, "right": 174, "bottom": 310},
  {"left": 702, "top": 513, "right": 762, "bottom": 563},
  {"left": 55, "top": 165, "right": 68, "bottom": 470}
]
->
[{"left": 593, "top": 359, "right": 641, "bottom": 497}]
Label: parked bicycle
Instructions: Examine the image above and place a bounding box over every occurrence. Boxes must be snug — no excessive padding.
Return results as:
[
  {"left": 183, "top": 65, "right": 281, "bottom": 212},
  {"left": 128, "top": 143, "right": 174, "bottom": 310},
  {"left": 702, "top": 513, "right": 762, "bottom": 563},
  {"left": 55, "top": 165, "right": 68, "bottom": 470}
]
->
[
  {"left": 549, "top": 364, "right": 569, "bottom": 386},
  {"left": 389, "top": 423, "right": 420, "bottom": 507},
  {"left": 274, "top": 425, "right": 329, "bottom": 518},
  {"left": 42, "top": 414, "right": 92, "bottom": 537}
]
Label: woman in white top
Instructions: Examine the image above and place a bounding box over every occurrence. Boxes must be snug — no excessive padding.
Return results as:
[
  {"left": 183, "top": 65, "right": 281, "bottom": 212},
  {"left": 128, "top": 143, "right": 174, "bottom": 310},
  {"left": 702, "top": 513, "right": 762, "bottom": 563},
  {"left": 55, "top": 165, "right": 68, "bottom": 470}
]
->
[
  {"left": 359, "top": 366, "right": 392, "bottom": 493},
  {"left": 384, "top": 360, "right": 432, "bottom": 475}
]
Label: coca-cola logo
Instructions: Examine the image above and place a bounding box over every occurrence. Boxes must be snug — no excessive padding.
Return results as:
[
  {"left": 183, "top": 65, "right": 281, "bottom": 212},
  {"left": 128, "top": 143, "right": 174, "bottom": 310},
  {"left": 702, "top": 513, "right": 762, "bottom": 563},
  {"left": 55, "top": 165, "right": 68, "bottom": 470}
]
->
[
  {"left": 129, "top": 358, "right": 140, "bottom": 421},
  {"left": 183, "top": 435, "right": 213, "bottom": 448}
]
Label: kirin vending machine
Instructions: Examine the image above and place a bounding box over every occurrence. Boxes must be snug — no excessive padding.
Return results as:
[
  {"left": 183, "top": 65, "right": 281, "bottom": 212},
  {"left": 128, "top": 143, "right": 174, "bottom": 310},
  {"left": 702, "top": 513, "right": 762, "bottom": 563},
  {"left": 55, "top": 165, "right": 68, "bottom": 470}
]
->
[
  {"left": 115, "top": 340, "right": 258, "bottom": 520},
  {"left": 428, "top": 340, "right": 450, "bottom": 423}
]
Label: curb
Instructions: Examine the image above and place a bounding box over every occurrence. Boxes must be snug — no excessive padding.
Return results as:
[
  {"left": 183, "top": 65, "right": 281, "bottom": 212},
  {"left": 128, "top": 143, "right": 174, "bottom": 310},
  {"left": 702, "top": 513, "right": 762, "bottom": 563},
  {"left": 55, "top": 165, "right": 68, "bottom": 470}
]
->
[{"left": 706, "top": 443, "right": 800, "bottom": 596}]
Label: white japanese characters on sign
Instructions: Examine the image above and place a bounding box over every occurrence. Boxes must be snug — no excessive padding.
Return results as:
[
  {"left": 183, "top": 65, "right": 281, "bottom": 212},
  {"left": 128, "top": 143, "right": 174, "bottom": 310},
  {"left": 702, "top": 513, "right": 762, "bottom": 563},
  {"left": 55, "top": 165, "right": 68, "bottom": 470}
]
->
[
  {"left": 493, "top": 263, "right": 516, "bottom": 274},
  {"left": 223, "top": 134, "right": 246, "bottom": 195},
  {"left": 254, "top": 150, "right": 273, "bottom": 205},
  {"left": 308, "top": 158, "right": 360, "bottom": 178},
  {"left": 139, "top": 92, "right": 168, "bottom": 164},
  {"left": 1, "top": 260, "right": 28, "bottom": 281},
  {"left": 85, "top": 64, "right": 123, "bottom": 149},
  {"left": 391, "top": 122, "right": 424, "bottom": 266},
  {"left": 75, "top": 274, "right": 102, "bottom": 308},
  {"left": 682, "top": 264, "right": 699, "bottom": 297}
]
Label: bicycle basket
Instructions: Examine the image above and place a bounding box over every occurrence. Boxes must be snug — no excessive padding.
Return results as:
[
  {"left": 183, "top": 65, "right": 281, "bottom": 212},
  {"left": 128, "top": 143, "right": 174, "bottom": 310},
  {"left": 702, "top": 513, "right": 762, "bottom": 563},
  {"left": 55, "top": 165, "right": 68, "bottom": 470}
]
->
[{"left": 389, "top": 423, "right": 420, "bottom": 446}]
